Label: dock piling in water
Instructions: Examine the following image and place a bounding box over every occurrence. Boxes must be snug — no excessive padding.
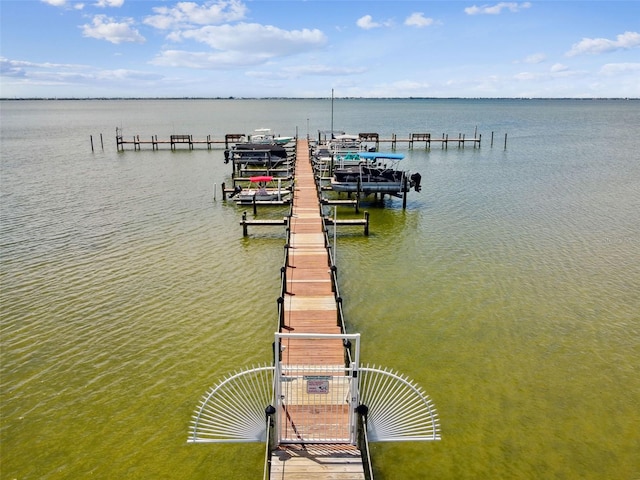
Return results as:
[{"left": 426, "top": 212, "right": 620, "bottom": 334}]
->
[{"left": 113, "top": 129, "right": 496, "bottom": 151}]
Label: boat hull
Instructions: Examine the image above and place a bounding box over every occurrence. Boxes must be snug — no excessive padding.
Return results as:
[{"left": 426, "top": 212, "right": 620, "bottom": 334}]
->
[{"left": 330, "top": 180, "right": 405, "bottom": 194}]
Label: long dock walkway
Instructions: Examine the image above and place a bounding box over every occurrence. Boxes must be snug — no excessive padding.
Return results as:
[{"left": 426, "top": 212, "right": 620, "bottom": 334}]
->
[{"left": 270, "top": 139, "right": 366, "bottom": 479}]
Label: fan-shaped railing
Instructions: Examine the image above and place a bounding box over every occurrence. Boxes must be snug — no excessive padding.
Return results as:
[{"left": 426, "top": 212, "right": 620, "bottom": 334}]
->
[
  {"left": 188, "top": 363, "right": 440, "bottom": 444},
  {"left": 188, "top": 365, "right": 274, "bottom": 443},
  {"left": 358, "top": 365, "right": 441, "bottom": 442}
]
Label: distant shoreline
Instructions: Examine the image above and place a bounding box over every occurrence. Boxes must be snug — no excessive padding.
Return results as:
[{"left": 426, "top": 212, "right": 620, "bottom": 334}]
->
[{"left": 1, "top": 96, "right": 638, "bottom": 101}]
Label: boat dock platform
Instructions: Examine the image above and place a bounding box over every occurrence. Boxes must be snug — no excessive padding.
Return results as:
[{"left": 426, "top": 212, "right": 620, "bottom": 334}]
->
[
  {"left": 271, "top": 138, "right": 366, "bottom": 478},
  {"left": 188, "top": 139, "right": 441, "bottom": 479}
]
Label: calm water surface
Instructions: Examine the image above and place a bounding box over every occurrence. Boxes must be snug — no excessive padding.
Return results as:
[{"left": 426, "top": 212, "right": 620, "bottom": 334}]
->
[{"left": 1, "top": 99, "right": 639, "bottom": 479}]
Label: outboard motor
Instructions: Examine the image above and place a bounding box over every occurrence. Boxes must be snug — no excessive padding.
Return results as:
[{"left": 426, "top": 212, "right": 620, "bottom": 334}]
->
[
  {"left": 410, "top": 173, "right": 422, "bottom": 192},
  {"left": 229, "top": 185, "right": 242, "bottom": 198},
  {"left": 224, "top": 149, "right": 230, "bottom": 164}
]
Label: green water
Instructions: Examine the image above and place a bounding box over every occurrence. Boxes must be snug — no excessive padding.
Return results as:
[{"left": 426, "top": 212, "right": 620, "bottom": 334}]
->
[{"left": 1, "top": 99, "right": 639, "bottom": 479}]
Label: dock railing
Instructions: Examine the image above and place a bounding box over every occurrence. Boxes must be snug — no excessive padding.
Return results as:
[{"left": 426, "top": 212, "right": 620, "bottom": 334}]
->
[{"left": 277, "top": 208, "right": 351, "bottom": 366}]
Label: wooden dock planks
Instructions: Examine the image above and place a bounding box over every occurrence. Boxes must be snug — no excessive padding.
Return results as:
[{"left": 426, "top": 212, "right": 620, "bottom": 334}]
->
[
  {"left": 281, "top": 140, "right": 343, "bottom": 364},
  {"left": 272, "top": 139, "right": 365, "bottom": 479},
  {"left": 271, "top": 445, "right": 365, "bottom": 480}
]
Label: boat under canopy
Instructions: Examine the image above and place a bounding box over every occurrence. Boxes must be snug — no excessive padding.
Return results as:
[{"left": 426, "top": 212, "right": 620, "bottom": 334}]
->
[
  {"left": 229, "top": 175, "right": 290, "bottom": 203},
  {"left": 330, "top": 152, "right": 422, "bottom": 195}
]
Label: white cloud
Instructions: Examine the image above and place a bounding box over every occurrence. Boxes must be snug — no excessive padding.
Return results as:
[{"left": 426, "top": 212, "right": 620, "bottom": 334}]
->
[
  {"left": 41, "top": 0, "right": 84, "bottom": 8},
  {"left": 94, "top": 0, "right": 123, "bottom": 7},
  {"left": 151, "top": 24, "right": 326, "bottom": 69},
  {"left": 81, "top": 15, "right": 145, "bottom": 44},
  {"left": 150, "top": 49, "right": 259, "bottom": 68},
  {"left": 1, "top": 58, "right": 29, "bottom": 78},
  {"left": 41, "top": 0, "right": 68, "bottom": 6},
  {"left": 243, "top": 65, "right": 367, "bottom": 81},
  {"left": 356, "top": 14, "right": 394, "bottom": 30},
  {"left": 0, "top": 57, "right": 162, "bottom": 86},
  {"left": 283, "top": 65, "right": 367, "bottom": 76},
  {"left": 465, "top": 2, "right": 531, "bottom": 15},
  {"left": 144, "top": 0, "right": 247, "bottom": 30},
  {"left": 356, "top": 15, "right": 381, "bottom": 30},
  {"left": 550, "top": 63, "right": 568, "bottom": 73},
  {"left": 599, "top": 62, "right": 640, "bottom": 75},
  {"left": 514, "top": 71, "right": 537, "bottom": 81},
  {"left": 404, "top": 12, "right": 435, "bottom": 28},
  {"left": 566, "top": 31, "right": 640, "bottom": 56},
  {"left": 523, "top": 53, "right": 546, "bottom": 64},
  {"left": 169, "top": 23, "right": 326, "bottom": 56}
]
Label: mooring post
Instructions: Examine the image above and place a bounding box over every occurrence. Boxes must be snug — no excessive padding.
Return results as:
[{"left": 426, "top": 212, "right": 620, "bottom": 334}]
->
[
  {"left": 100, "top": 133, "right": 104, "bottom": 151},
  {"left": 116, "top": 127, "right": 123, "bottom": 152},
  {"left": 491, "top": 131, "right": 494, "bottom": 148},
  {"left": 221, "top": 182, "right": 226, "bottom": 200},
  {"left": 242, "top": 211, "right": 248, "bottom": 236},
  {"left": 252, "top": 195, "right": 257, "bottom": 215},
  {"left": 402, "top": 175, "right": 408, "bottom": 210},
  {"left": 90, "top": 135, "right": 94, "bottom": 152},
  {"left": 504, "top": 133, "right": 508, "bottom": 150},
  {"left": 364, "top": 211, "right": 370, "bottom": 235}
]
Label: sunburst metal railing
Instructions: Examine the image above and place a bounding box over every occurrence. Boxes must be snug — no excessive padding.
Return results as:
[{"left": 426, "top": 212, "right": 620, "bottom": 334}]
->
[
  {"left": 358, "top": 365, "right": 441, "bottom": 442},
  {"left": 188, "top": 365, "right": 274, "bottom": 443},
  {"left": 188, "top": 362, "right": 440, "bottom": 444}
]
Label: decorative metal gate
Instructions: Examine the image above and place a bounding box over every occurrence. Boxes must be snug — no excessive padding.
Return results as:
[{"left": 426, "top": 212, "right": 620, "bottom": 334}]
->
[
  {"left": 274, "top": 333, "right": 361, "bottom": 445},
  {"left": 188, "top": 334, "right": 440, "bottom": 446}
]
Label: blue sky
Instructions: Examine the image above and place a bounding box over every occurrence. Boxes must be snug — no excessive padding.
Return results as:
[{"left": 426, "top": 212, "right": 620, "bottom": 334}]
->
[{"left": 1, "top": 0, "right": 639, "bottom": 98}]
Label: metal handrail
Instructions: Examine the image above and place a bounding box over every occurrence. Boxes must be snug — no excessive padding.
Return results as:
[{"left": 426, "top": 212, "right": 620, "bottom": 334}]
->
[
  {"left": 358, "top": 411, "right": 375, "bottom": 480},
  {"left": 262, "top": 416, "right": 271, "bottom": 480}
]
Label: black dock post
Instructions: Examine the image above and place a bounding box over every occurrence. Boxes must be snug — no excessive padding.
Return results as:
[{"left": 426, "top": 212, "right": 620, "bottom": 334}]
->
[
  {"left": 241, "top": 211, "right": 248, "bottom": 236},
  {"left": 402, "top": 175, "right": 408, "bottom": 210}
]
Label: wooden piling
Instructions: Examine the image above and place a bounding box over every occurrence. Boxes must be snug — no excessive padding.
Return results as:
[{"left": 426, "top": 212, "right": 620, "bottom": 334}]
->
[{"left": 112, "top": 129, "right": 489, "bottom": 151}]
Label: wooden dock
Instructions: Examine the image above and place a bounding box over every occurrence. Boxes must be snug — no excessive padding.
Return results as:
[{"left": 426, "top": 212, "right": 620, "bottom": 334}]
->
[
  {"left": 111, "top": 128, "right": 502, "bottom": 152},
  {"left": 188, "top": 139, "right": 440, "bottom": 476},
  {"left": 270, "top": 139, "right": 366, "bottom": 479}
]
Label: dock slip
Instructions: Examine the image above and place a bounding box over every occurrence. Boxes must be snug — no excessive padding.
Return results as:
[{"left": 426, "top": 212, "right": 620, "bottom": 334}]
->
[{"left": 188, "top": 139, "right": 441, "bottom": 479}]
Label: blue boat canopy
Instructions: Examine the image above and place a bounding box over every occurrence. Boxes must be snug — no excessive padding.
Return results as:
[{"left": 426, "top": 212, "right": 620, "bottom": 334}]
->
[{"left": 359, "top": 152, "right": 405, "bottom": 160}]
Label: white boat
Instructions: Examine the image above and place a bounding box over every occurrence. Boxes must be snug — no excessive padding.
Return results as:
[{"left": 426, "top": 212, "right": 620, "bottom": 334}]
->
[
  {"left": 312, "top": 131, "right": 368, "bottom": 175},
  {"left": 246, "top": 128, "right": 294, "bottom": 145},
  {"left": 229, "top": 176, "right": 290, "bottom": 203}
]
